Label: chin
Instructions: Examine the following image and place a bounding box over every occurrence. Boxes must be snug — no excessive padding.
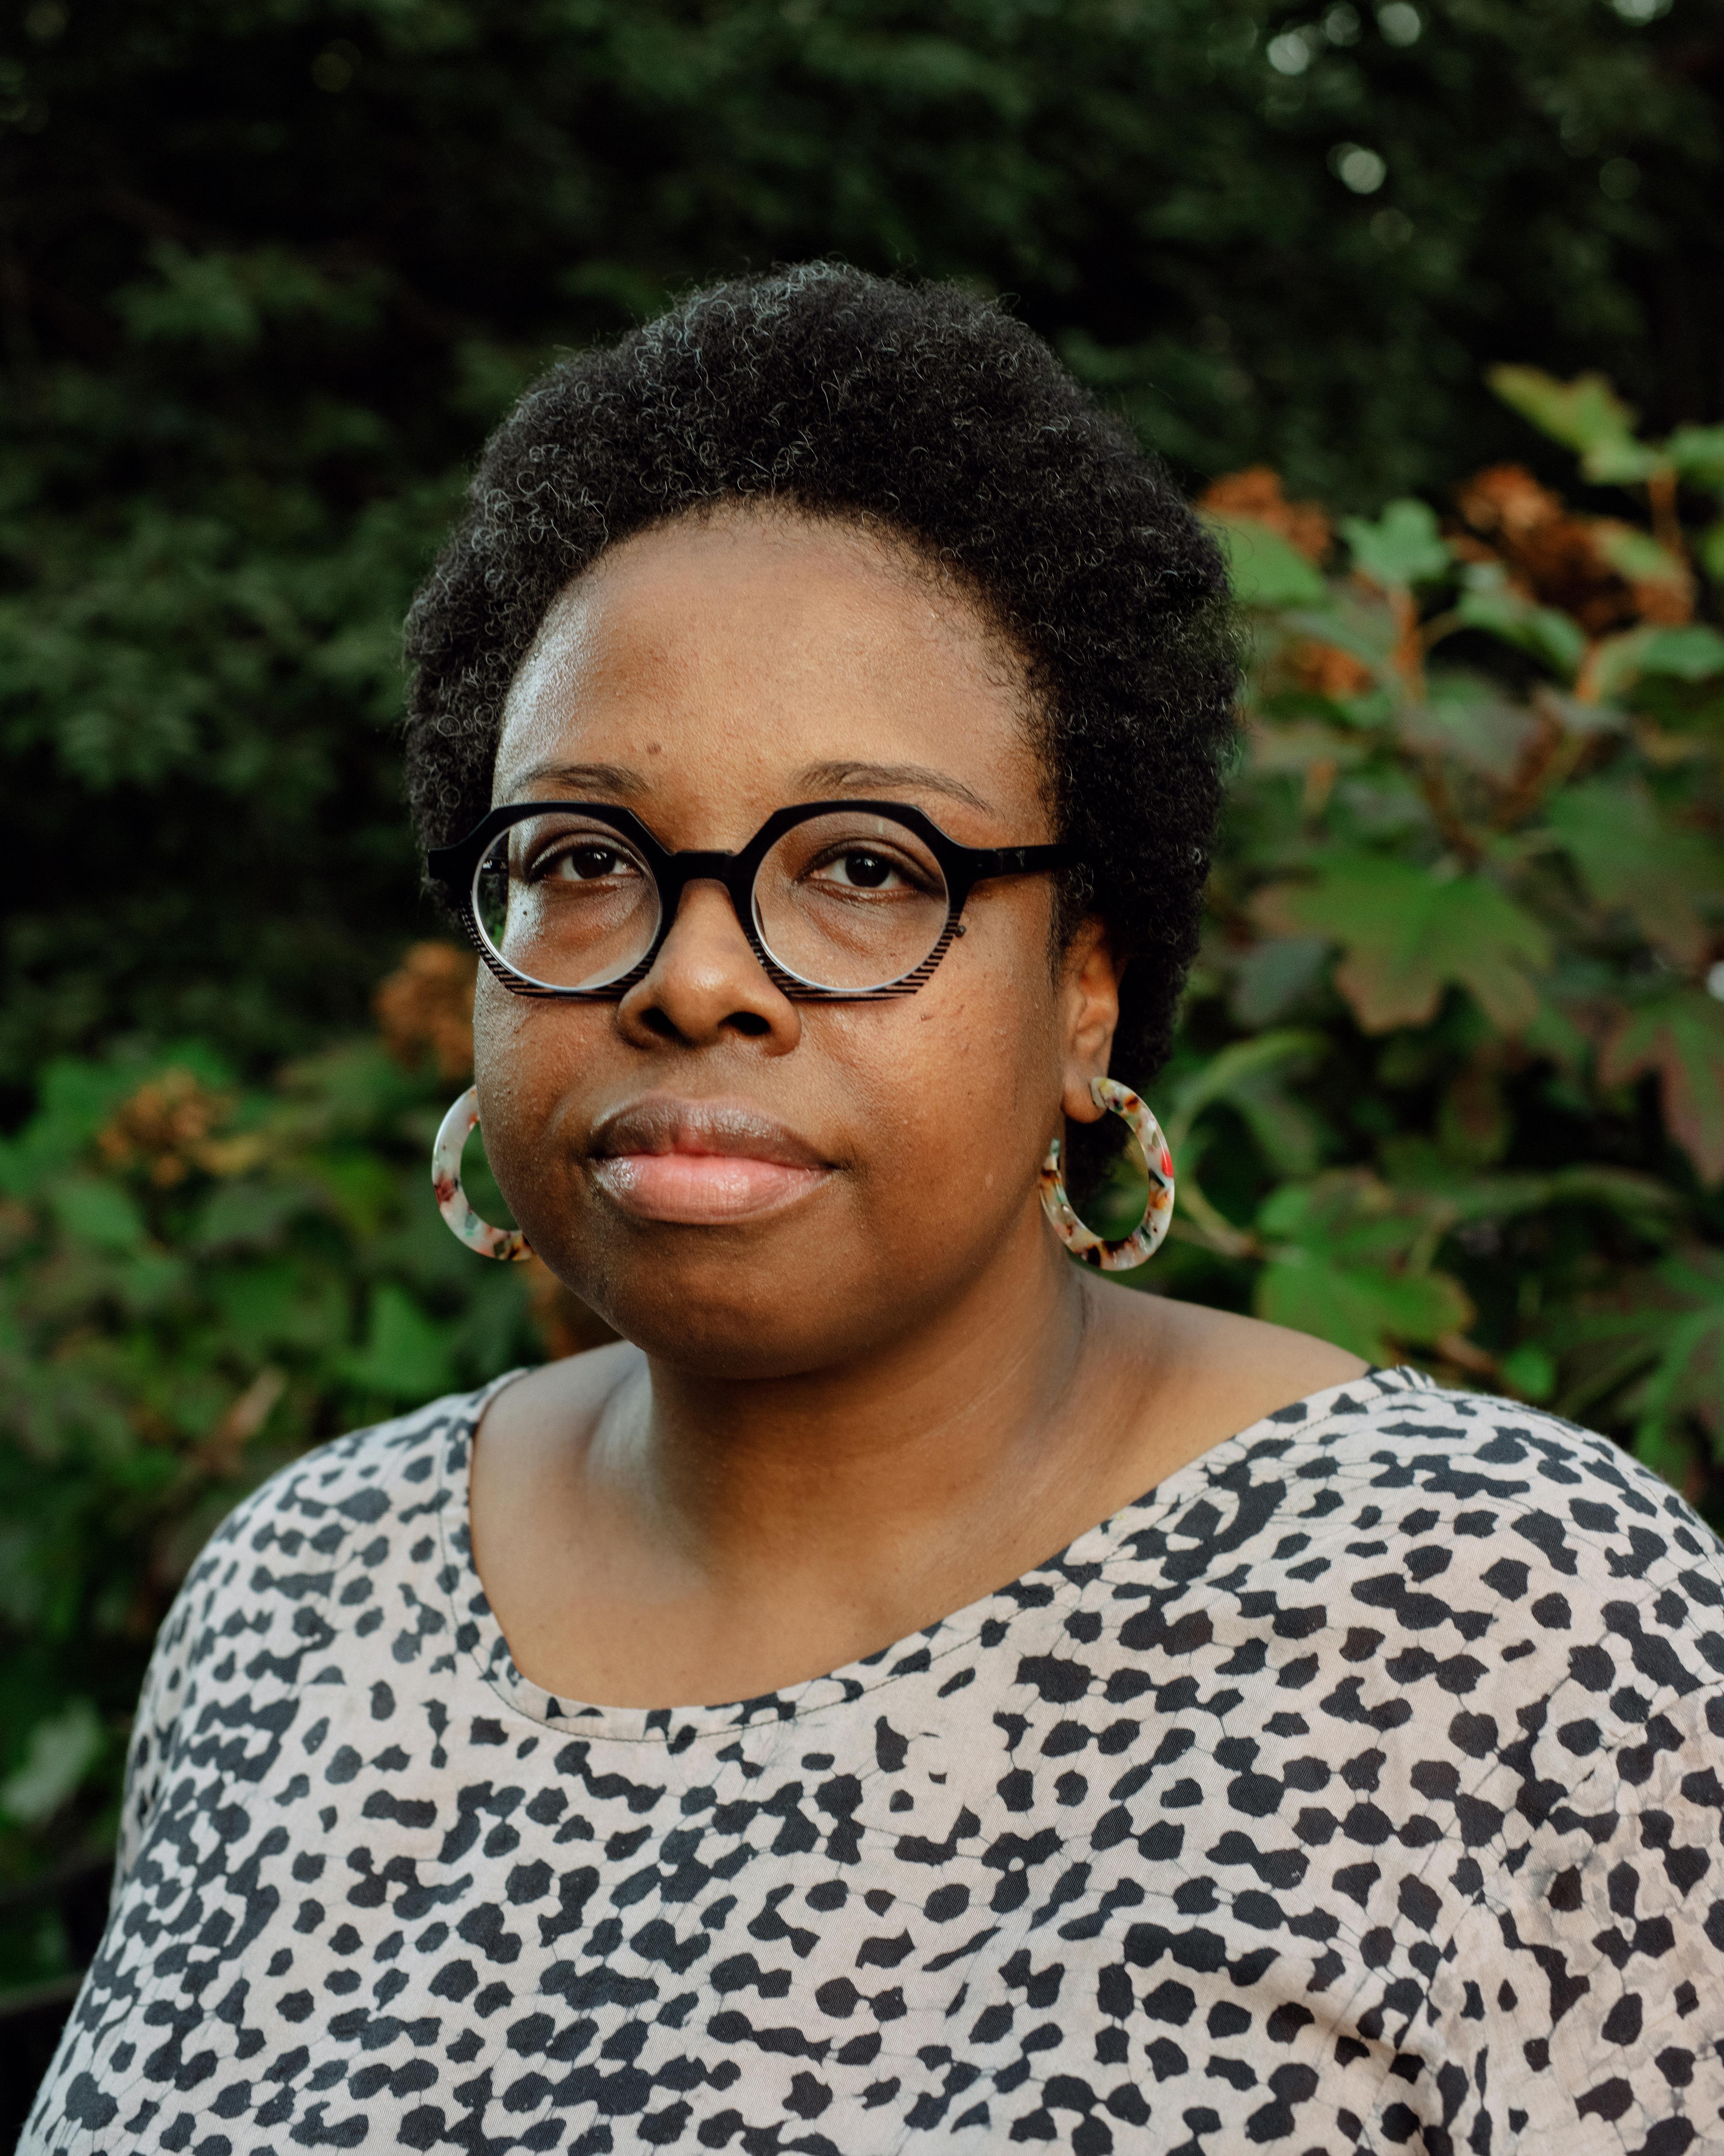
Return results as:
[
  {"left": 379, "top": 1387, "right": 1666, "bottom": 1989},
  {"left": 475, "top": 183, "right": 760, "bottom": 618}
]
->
[
  {"left": 536, "top": 1229, "right": 924, "bottom": 1379},
  {"left": 596, "top": 1291, "right": 876, "bottom": 1380}
]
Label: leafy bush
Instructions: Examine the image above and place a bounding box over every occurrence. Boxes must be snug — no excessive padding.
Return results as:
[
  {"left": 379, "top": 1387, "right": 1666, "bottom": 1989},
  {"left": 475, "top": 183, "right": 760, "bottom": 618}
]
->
[
  {"left": 0, "top": 966, "right": 601, "bottom": 1997},
  {"left": 1155, "top": 369, "right": 1724, "bottom": 1478},
  {"left": 1, "top": 370, "right": 1722, "bottom": 2007},
  {"left": 5, "top": 0, "right": 1720, "bottom": 1097}
]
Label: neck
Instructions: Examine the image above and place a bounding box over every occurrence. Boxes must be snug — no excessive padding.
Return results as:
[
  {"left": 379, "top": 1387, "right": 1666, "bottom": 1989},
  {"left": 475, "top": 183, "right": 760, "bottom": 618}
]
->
[{"left": 603, "top": 1221, "right": 1109, "bottom": 1590}]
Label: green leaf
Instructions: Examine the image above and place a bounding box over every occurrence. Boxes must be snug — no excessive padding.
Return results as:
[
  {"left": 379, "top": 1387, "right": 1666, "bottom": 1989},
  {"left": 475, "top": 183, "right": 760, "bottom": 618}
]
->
[
  {"left": 1247, "top": 718, "right": 1365, "bottom": 776},
  {"left": 49, "top": 1176, "right": 148, "bottom": 1252},
  {"left": 1256, "top": 1253, "right": 1468, "bottom": 1364},
  {"left": 1627, "top": 1251, "right": 1724, "bottom": 1449},
  {"left": 1487, "top": 366, "right": 1663, "bottom": 483},
  {"left": 193, "top": 1179, "right": 307, "bottom": 1253},
  {"left": 0, "top": 1698, "right": 104, "bottom": 1825},
  {"left": 1571, "top": 623, "right": 1724, "bottom": 706},
  {"left": 1592, "top": 525, "right": 1687, "bottom": 588},
  {"left": 115, "top": 242, "right": 263, "bottom": 349},
  {"left": 1580, "top": 627, "right": 1661, "bottom": 704},
  {"left": 211, "top": 1259, "right": 347, "bottom": 1358},
  {"left": 1547, "top": 777, "right": 1724, "bottom": 967},
  {"left": 1601, "top": 991, "right": 1724, "bottom": 1184},
  {"left": 1380, "top": 1142, "right": 1680, "bottom": 1231},
  {"left": 1229, "top": 1071, "right": 1326, "bottom": 1177},
  {"left": 1557, "top": 1251, "right": 1724, "bottom": 1464},
  {"left": 1280, "top": 591, "right": 1404, "bottom": 677},
  {"left": 1583, "top": 438, "right": 1668, "bottom": 488},
  {"left": 1488, "top": 365, "right": 1635, "bottom": 450},
  {"left": 308, "top": 1151, "right": 400, "bottom": 1238},
  {"left": 1635, "top": 625, "right": 1724, "bottom": 683},
  {"left": 1167, "top": 1029, "right": 1320, "bottom": 1127},
  {"left": 1227, "top": 937, "right": 1331, "bottom": 1029},
  {"left": 1201, "top": 513, "right": 1328, "bottom": 608},
  {"left": 1498, "top": 1343, "right": 1557, "bottom": 1402},
  {"left": 113, "top": 241, "right": 358, "bottom": 353},
  {"left": 1452, "top": 570, "right": 1587, "bottom": 681},
  {"left": 1166, "top": 1031, "right": 1326, "bottom": 1176},
  {"left": 339, "top": 1283, "right": 456, "bottom": 1403},
  {"left": 1257, "top": 856, "right": 1552, "bottom": 1032},
  {"left": 1400, "top": 674, "right": 1539, "bottom": 784},
  {"left": 1339, "top": 499, "right": 1451, "bottom": 591},
  {"left": 1253, "top": 1171, "right": 1472, "bottom": 1362},
  {"left": 1665, "top": 425, "right": 1724, "bottom": 492}
]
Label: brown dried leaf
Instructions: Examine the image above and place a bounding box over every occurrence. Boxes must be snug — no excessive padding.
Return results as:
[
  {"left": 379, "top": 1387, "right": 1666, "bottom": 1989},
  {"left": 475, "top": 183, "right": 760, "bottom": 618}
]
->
[
  {"left": 1198, "top": 467, "right": 1331, "bottom": 564},
  {"left": 375, "top": 941, "right": 477, "bottom": 1079}
]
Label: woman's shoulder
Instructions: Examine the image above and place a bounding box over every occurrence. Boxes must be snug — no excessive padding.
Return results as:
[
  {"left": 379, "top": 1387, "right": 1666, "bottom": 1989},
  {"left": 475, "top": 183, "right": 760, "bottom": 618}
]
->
[
  {"left": 1202, "top": 1364, "right": 1724, "bottom": 1683},
  {"left": 1289, "top": 1363, "right": 1715, "bottom": 1529},
  {"left": 110, "top": 1379, "right": 513, "bottom": 1889},
  {"left": 162, "top": 1377, "right": 508, "bottom": 1654}
]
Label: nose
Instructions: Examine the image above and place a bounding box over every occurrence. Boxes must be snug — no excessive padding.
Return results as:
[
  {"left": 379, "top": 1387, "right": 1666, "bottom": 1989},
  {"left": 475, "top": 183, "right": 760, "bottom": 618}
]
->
[{"left": 617, "top": 880, "right": 803, "bottom": 1051}]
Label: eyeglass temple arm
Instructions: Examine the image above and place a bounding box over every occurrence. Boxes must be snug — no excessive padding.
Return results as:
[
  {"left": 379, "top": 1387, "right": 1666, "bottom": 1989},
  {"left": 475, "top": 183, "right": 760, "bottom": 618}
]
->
[{"left": 963, "top": 842, "right": 1076, "bottom": 879}]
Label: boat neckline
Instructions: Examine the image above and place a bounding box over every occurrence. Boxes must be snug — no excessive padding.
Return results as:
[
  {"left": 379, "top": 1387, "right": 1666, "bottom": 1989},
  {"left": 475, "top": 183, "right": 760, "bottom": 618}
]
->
[{"left": 433, "top": 1362, "right": 1436, "bottom": 1745}]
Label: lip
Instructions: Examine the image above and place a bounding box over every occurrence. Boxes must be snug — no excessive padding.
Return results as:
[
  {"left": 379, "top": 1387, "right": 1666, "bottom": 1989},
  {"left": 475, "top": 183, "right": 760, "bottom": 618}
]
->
[{"left": 588, "top": 1094, "right": 832, "bottom": 1224}]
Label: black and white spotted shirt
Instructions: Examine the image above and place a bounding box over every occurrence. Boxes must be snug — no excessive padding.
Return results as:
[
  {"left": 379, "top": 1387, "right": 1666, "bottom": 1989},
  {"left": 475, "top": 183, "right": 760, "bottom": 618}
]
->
[{"left": 25, "top": 1367, "right": 1724, "bottom": 2154}]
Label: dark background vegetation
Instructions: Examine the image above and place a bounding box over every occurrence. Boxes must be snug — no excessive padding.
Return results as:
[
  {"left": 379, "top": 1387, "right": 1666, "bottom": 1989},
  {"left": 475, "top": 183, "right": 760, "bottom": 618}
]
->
[
  {"left": 4, "top": 0, "right": 1724, "bottom": 2129},
  {"left": 4, "top": 0, "right": 1722, "bottom": 1085}
]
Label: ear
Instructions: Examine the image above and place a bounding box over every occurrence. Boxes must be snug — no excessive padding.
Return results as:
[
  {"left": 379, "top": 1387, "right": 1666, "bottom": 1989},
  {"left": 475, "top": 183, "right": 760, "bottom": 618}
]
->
[{"left": 1057, "top": 917, "right": 1123, "bottom": 1124}]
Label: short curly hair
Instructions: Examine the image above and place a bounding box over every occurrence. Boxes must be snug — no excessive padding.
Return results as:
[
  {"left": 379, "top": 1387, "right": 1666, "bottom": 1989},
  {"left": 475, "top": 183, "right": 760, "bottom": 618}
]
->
[{"left": 404, "top": 264, "right": 1238, "bottom": 1176}]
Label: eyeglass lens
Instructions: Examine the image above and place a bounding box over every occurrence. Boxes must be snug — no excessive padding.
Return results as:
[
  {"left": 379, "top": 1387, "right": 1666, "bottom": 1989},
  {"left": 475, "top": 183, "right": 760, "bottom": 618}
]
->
[{"left": 473, "top": 810, "right": 954, "bottom": 993}]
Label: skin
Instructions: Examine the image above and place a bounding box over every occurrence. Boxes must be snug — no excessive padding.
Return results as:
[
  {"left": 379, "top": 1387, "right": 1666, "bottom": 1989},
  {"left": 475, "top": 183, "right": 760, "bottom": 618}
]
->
[{"left": 469, "top": 503, "right": 1365, "bottom": 1710}]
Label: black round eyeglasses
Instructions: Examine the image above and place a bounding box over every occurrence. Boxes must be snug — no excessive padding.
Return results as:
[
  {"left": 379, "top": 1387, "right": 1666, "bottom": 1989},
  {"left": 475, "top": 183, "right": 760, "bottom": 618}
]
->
[{"left": 426, "top": 800, "right": 1076, "bottom": 1001}]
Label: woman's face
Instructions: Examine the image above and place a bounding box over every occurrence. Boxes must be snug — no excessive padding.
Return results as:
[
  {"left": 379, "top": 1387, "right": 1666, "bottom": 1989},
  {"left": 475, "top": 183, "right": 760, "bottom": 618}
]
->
[{"left": 475, "top": 506, "right": 1117, "bottom": 1378}]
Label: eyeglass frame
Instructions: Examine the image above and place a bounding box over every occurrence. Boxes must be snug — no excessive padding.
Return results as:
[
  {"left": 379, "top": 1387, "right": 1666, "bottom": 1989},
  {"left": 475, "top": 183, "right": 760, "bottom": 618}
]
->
[{"left": 426, "top": 798, "right": 1077, "bottom": 1002}]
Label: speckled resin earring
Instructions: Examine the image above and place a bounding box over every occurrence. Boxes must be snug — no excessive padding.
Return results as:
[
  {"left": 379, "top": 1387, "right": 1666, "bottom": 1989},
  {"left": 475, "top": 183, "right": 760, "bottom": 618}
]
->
[
  {"left": 1039, "top": 1075, "right": 1176, "bottom": 1271},
  {"left": 433, "top": 1086, "right": 533, "bottom": 1262}
]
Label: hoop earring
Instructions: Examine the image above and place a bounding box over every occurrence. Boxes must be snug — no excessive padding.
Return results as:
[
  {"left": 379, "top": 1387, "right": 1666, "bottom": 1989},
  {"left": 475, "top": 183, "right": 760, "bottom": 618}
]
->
[
  {"left": 1039, "top": 1076, "right": 1175, "bottom": 1272},
  {"left": 432, "top": 1087, "right": 533, "bottom": 1262}
]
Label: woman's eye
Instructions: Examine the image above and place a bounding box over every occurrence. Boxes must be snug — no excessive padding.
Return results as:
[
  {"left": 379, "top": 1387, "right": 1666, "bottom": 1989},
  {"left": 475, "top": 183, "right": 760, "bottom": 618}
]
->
[
  {"left": 547, "top": 845, "right": 640, "bottom": 882},
  {"left": 815, "top": 850, "right": 907, "bottom": 891}
]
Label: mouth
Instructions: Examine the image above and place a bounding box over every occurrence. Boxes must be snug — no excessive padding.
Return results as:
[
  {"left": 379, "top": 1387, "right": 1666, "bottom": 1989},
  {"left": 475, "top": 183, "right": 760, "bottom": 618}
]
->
[{"left": 587, "top": 1094, "right": 833, "bottom": 1225}]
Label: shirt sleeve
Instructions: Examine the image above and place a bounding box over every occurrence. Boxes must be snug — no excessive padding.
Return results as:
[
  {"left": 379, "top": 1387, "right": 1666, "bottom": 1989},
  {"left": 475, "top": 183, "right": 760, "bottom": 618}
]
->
[
  {"left": 1410, "top": 1682, "right": 1724, "bottom": 2154},
  {"left": 107, "top": 1583, "right": 198, "bottom": 1906}
]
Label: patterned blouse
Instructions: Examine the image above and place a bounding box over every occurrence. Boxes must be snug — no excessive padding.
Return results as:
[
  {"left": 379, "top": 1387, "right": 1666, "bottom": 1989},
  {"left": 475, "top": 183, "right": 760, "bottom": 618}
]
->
[{"left": 24, "top": 1367, "right": 1724, "bottom": 2154}]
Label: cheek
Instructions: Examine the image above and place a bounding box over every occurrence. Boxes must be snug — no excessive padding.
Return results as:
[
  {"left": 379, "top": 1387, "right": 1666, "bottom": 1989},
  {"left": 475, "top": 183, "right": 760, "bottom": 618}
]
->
[
  {"left": 469, "top": 980, "right": 595, "bottom": 1200},
  {"left": 471, "top": 974, "right": 511, "bottom": 1085},
  {"left": 829, "top": 950, "right": 1063, "bottom": 1229}
]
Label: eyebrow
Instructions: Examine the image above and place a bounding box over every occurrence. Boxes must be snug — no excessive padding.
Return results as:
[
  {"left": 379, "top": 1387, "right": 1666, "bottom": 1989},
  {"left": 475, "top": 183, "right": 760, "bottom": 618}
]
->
[
  {"left": 796, "top": 760, "right": 994, "bottom": 813},
  {"left": 504, "top": 757, "right": 995, "bottom": 815},
  {"left": 506, "top": 760, "right": 645, "bottom": 799}
]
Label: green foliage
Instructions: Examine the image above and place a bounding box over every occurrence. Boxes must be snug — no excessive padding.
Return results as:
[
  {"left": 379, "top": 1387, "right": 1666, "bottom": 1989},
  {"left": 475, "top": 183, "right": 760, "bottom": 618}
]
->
[
  {"left": 1153, "top": 368, "right": 1724, "bottom": 1521},
  {"left": 1337, "top": 501, "right": 1453, "bottom": 592},
  {"left": 0, "top": 1032, "right": 550, "bottom": 1989},
  {"left": 1488, "top": 365, "right": 1667, "bottom": 487},
  {"left": 2, "top": 0, "right": 1721, "bottom": 1094},
  {"left": 1253, "top": 1172, "right": 1474, "bottom": 1364},
  {"left": 1259, "top": 855, "right": 1553, "bottom": 1032}
]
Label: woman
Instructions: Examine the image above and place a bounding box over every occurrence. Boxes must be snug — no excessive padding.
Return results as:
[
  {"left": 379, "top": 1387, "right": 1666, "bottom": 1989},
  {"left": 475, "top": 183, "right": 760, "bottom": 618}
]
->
[{"left": 27, "top": 266, "right": 1724, "bottom": 2154}]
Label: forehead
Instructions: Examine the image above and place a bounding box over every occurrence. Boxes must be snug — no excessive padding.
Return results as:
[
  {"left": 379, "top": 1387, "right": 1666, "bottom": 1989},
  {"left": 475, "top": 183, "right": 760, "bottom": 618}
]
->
[{"left": 491, "top": 506, "right": 1043, "bottom": 825}]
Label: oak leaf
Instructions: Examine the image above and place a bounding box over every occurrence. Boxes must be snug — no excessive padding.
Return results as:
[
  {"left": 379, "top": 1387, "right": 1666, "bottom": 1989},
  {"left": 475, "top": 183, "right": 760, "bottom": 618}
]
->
[
  {"left": 1547, "top": 778, "right": 1724, "bottom": 968},
  {"left": 1600, "top": 991, "right": 1724, "bottom": 1184},
  {"left": 1254, "top": 855, "right": 1551, "bottom": 1032},
  {"left": 1253, "top": 1171, "right": 1473, "bottom": 1364}
]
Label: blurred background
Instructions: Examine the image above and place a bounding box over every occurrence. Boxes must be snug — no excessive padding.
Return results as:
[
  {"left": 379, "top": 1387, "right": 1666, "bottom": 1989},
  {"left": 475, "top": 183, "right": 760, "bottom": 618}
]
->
[{"left": 3, "top": 0, "right": 1723, "bottom": 2122}]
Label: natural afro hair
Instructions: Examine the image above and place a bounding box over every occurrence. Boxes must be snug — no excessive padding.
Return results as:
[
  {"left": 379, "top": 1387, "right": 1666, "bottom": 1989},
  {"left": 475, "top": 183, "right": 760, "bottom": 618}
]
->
[{"left": 403, "top": 262, "right": 1239, "bottom": 1163}]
